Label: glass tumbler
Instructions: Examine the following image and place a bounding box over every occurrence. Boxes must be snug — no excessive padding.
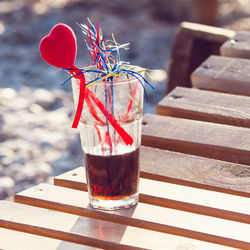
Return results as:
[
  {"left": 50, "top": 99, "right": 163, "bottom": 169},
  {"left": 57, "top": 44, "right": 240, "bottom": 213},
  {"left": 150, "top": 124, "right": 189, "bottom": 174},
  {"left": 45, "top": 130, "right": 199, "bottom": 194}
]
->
[{"left": 72, "top": 72, "right": 144, "bottom": 210}]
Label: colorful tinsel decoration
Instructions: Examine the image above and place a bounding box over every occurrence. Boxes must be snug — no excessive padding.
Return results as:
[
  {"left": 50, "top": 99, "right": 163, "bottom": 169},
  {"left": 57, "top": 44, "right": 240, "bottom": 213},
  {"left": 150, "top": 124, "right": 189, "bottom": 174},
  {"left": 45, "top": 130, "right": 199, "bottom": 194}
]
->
[{"left": 62, "top": 19, "right": 154, "bottom": 92}]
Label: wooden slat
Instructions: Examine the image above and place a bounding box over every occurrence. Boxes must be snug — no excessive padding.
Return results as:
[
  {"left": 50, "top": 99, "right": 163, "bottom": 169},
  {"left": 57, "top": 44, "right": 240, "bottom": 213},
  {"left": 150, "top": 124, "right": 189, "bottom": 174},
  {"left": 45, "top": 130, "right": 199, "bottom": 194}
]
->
[
  {"left": 176, "top": 22, "right": 234, "bottom": 43},
  {"left": 54, "top": 166, "right": 250, "bottom": 224},
  {"left": 55, "top": 147, "right": 250, "bottom": 198},
  {"left": 191, "top": 55, "right": 250, "bottom": 96},
  {"left": 0, "top": 201, "right": 231, "bottom": 250},
  {"left": 141, "top": 114, "right": 250, "bottom": 165},
  {"left": 140, "top": 147, "right": 250, "bottom": 197},
  {"left": 14, "top": 184, "right": 250, "bottom": 249},
  {"left": 54, "top": 167, "right": 87, "bottom": 191},
  {"left": 156, "top": 87, "right": 250, "bottom": 128},
  {"left": 0, "top": 202, "right": 137, "bottom": 250},
  {"left": 0, "top": 227, "right": 92, "bottom": 250},
  {"left": 220, "top": 32, "right": 250, "bottom": 59}
]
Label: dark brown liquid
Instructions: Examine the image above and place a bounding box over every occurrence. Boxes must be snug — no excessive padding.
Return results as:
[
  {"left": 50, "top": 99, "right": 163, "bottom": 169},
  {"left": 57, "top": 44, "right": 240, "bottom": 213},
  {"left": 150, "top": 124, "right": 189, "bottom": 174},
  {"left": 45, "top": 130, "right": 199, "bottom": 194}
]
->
[{"left": 84, "top": 148, "right": 140, "bottom": 200}]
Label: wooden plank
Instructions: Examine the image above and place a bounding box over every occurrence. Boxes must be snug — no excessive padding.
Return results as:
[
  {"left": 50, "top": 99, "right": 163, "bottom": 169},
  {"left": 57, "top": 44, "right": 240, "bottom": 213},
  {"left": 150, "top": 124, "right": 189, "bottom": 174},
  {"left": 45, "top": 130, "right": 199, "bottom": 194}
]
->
[
  {"left": 141, "top": 114, "right": 250, "bottom": 165},
  {"left": 14, "top": 184, "right": 250, "bottom": 249},
  {"left": 156, "top": 87, "right": 250, "bottom": 128},
  {"left": 0, "top": 201, "right": 231, "bottom": 250},
  {"left": 220, "top": 31, "right": 250, "bottom": 59},
  {"left": 168, "top": 22, "right": 234, "bottom": 93},
  {"left": 54, "top": 166, "right": 250, "bottom": 224},
  {"left": 0, "top": 227, "right": 92, "bottom": 250},
  {"left": 176, "top": 23, "right": 234, "bottom": 43},
  {"left": 0, "top": 201, "right": 137, "bottom": 250},
  {"left": 140, "top": 147, "right": 250, "bottom": 197},
  {"left": 54, "top": 147, "right": 250, "bottom": 198},
  {"left": 54, "top": 167, "right": 87, "bottom": 191},
  {"left": 191, "top": 55, "right": 250, "bottom": 96}
]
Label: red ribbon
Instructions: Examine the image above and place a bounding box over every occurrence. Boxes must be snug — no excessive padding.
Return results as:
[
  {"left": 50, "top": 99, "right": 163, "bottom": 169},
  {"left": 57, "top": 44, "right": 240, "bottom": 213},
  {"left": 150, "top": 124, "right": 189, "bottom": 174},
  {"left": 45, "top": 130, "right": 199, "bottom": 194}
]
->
[
  {"left": 87, "top": 89, "right": 133, "bottom": 145},
  {"left": 69, "top": 66, "right": 86, "bottom": 129}
]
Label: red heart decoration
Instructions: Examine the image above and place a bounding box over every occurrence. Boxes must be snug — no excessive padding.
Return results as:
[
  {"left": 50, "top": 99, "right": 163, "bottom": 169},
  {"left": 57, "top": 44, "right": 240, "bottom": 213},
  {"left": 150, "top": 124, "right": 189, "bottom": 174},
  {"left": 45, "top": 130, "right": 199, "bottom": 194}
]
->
[{"left": 40, "top": 23, "right": 77, "bottom": 68}]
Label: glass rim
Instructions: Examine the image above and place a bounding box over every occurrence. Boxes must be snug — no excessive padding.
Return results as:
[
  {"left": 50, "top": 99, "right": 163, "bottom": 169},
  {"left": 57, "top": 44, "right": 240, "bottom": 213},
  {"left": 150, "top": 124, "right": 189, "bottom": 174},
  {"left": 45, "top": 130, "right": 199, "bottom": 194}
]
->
[{"left": 72, "top": 65, "right": 144, "bottom": 86}]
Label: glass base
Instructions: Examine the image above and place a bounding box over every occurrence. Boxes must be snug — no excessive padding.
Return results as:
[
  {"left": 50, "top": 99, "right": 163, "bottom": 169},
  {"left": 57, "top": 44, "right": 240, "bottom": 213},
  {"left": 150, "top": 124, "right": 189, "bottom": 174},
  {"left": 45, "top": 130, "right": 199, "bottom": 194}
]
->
[{"left": 89, "top": 192, "right": 139, "bottom": 211}]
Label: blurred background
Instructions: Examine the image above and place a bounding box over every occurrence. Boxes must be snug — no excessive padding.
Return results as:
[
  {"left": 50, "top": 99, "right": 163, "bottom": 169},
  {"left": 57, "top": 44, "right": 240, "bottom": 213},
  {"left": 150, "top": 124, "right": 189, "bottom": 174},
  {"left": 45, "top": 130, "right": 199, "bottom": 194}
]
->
[{"left": 1, "top": 0, "right": 250, "bottom": 200}]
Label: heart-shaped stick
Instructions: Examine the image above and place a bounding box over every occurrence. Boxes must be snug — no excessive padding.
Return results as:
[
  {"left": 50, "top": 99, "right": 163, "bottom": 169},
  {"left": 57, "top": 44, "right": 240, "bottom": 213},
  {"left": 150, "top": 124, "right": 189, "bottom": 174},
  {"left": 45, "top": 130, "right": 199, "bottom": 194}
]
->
[
  {"left": 40, "top": 23, "right": 77, "bottom": 68},
  {"left": 40, "top": 23, "right": 85, "bottom": 128},
  {"left": 39, "top": 23, "right": 133, "bottom": 145}
]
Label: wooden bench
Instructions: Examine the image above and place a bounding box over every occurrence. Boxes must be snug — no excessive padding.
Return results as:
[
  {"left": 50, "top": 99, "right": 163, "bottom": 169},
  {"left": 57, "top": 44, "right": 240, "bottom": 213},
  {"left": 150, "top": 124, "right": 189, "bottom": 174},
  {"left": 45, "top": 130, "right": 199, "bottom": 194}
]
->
[{"left": 1, "top": 24, "right": 250, "bottom": 249}]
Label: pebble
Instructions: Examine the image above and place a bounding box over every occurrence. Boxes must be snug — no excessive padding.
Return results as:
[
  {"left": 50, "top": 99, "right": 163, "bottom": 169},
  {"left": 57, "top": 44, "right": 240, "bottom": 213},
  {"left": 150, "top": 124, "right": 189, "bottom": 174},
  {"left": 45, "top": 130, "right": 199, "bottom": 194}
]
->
[
  {"left": 0, "top": 88, "right": 17, "bottom": 100},
  {"left": 0, "top": 176, "right": 15, "bottom": 199},
  {"left": 33, "top": 88, "right": 56, "bottom": 110}
]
